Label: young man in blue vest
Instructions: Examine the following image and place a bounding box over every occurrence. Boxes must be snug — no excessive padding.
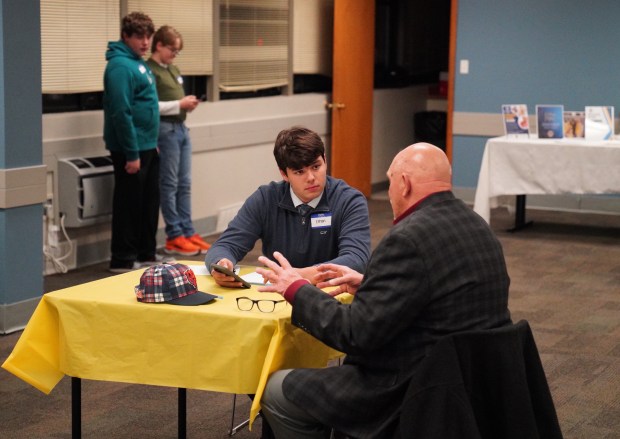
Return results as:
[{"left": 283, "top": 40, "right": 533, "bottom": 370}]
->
[{"left": 205, "top": 126, "right": 371, "bottom": 286}]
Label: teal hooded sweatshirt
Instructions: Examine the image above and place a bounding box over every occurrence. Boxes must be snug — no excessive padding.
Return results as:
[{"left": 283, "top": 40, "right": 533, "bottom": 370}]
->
[{"left": 103, "top": 41, "right": 159, "bottom": 160}]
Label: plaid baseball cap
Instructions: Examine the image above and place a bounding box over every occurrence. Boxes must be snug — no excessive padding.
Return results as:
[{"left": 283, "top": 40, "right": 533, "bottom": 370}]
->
[{"left": 135, "top": 263, "right": 218, "bottom": 306}]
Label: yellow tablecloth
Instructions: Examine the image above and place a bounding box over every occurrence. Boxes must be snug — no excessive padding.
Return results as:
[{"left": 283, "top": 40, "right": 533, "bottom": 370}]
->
[{"left": 2, "top": 264, "right": 341, "bottom": 426}]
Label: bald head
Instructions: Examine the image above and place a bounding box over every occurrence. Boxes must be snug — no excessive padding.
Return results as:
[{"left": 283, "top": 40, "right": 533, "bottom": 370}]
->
[{"left": 387, "top": 143, "right": 452, "bottom": 218}]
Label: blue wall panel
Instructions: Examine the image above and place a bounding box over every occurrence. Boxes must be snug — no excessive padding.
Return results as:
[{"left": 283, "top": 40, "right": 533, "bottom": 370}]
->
[
  {"left": 453, "top": 0, "right": 620, "bottom": 189},
  {"left": 0, "top": 206, "right": 43, "bottom": 303},
  {"left": 455, "top": 0, "right": 620, "bottom": 113},
  {"left": 452, "top": 135, "right": 487, "bottom": 188}
]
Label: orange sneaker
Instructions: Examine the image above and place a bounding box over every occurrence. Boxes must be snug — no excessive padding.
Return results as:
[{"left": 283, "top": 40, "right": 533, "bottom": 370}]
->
[
  {"left": 187, "top": 234, "right": 211, "bottom": 254},
  {"left": 165, "top": 236, "right": 200, "bottom": 256}
]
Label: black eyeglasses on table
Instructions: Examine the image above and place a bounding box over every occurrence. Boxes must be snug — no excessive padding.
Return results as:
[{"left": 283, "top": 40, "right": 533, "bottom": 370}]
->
[{"left": 236, "top": 296, "right": 286, "bottom": 313}]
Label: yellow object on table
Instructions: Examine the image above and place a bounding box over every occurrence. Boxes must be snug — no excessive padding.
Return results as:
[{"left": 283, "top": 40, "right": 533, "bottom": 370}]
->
[{"left": 2, "top": 263, "right": 340, "bottom": 428}]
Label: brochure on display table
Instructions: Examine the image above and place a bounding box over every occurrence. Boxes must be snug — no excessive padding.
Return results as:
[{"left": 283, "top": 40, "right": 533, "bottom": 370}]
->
[
  {"left": 501, "top": 104, "right": 530, "bottom": 136},
  {"left": 585, "top": 106, "right": 614, "bottom": 140},
  {"left": 536, "top": 105, "right": 564, "bottom": 139},
  {"left": 563, "top": 111, "right": 585, "bottom": 138},
  {"left": 498, "top": 104, "right": 616, "bottom": 142}
]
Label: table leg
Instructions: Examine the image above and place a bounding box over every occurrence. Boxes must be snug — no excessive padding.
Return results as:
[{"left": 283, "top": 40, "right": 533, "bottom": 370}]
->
[
  {"left": 70, "top": 380, "right": 185, "bottom": 439},
  {"left": 228, "top": 394, "right": 254, "bottom": 436},
  {"left": 508, "top": 195, "right": 533, "bottom": 232},
  {"left": 178, "top": 388, "right": 187, "bottom": 439},
  {"left": 71, "top": 377, "right": 81, "bottom": 439}
]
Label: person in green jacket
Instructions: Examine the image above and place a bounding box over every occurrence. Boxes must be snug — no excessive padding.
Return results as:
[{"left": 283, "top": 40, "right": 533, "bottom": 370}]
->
[
  {"left": 147, "top": 25, "right": 211, "bottom": 257},
  {"left": 103, "top": 12, "right": 164, "bottom": 273}
]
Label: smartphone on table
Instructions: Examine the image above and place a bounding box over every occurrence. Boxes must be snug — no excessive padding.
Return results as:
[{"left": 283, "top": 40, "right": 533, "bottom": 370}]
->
[{"left": 211, "top": 264, "right": 251, "bottom": 289}]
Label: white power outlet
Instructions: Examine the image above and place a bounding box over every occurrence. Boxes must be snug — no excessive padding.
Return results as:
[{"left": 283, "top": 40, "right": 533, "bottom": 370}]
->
[
  {"left": 460, "top": 59, "right": 470, "bottom": 75},
  {"left": 44, "top": 202, "right": 54, "bottom": 220},
  {"left": 48, "top": 225, "right": 60, "bottom": 247}
]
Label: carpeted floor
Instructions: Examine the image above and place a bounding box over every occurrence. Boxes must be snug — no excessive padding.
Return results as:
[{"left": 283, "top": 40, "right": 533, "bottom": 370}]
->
[
  {"left": 1, "top": 197, "right": 619, "bottom": 438},
  {"left": 491, "top": 206, "right": 620, "bottom": 439}
]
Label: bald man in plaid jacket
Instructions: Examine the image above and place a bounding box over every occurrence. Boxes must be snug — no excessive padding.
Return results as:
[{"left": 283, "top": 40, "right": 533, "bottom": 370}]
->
[{"left": 255, "top": 143, "right": 512, "bottom": 438}]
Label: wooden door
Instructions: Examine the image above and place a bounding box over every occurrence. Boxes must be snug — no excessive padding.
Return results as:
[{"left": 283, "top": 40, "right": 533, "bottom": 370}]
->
[
  {"left": 329, "top": 0, "right": 375, "bottom": 197},
  {"left": 446, "top": 0, "right": 458, "bottom": 162}
]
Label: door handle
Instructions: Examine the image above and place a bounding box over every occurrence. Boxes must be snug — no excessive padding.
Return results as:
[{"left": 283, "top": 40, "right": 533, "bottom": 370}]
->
[{"left": 324, "top": 101, "right": 346, "bottom": 110}]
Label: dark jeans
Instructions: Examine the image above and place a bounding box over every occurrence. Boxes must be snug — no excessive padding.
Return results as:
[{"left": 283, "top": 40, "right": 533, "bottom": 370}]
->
[
  {"left": 110, "top": 149, "right": 160, "bottom": 263},
  {"left": 261, "top": 420, "right": 275, "bottom": 439}
]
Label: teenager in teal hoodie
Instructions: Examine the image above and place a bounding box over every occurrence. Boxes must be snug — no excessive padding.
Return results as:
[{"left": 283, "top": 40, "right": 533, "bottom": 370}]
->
[
  {"left": 103, "top": 40, "right": 159, "bottom": 158},
  {"left": 103, "top": 12, "right": 163, "bottom": 273}
]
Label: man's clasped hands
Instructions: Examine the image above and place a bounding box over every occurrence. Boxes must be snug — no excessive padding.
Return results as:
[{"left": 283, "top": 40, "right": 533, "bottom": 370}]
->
[{"left": 256, "top": 251, "right": 362, "bottom": 298}]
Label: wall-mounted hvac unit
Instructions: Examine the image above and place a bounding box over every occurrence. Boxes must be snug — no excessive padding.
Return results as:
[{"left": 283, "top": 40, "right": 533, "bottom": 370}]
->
[{"left": 57, "top": 156, "right": 114, "bottom": 228}]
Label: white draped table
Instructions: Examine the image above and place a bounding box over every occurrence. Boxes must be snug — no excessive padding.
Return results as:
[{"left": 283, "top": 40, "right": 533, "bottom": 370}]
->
[{"left": 473, "top": 136, "right": 620, "bottom": 227}]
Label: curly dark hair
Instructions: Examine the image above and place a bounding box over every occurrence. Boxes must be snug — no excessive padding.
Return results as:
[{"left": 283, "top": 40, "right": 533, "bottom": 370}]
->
[
  {"left": 273, "top": 126, "right": 326, "bottom": 172},
  {"left": 121, "top": 12, "right": 154, "bottom": 39}
]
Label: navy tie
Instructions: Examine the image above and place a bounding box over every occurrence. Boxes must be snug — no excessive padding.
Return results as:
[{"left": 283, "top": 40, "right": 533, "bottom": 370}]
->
[
  {"left": 298, "top": 204, "right": 311, "bottom": 224},
  {"left": 298, "top": 204, "right": 311, "bottom": 216}
]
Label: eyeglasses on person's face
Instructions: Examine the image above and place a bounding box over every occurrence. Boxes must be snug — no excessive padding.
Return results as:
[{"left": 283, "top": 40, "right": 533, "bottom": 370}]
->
[
  {"left": 236, "top": 296, "right": 287, "bottom": 313},
  {"left": 166, "top": 46, "right": 181, "bottom": 56}
]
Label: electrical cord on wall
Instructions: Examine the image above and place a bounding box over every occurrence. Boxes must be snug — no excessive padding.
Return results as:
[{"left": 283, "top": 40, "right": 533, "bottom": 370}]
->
[{"left": 43, "top": 212, "right": 74, "bottom": 274}]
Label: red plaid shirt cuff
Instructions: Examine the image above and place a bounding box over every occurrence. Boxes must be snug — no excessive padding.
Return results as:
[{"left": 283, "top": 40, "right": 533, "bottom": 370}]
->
[{"left": 284, "top": 279, "right": 310, "bottom": 303}]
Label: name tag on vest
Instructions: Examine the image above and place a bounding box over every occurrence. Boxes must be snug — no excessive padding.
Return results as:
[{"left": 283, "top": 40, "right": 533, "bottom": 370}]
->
[{"left": 311, "top": 213, "right": 332, "bottom": 229}]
